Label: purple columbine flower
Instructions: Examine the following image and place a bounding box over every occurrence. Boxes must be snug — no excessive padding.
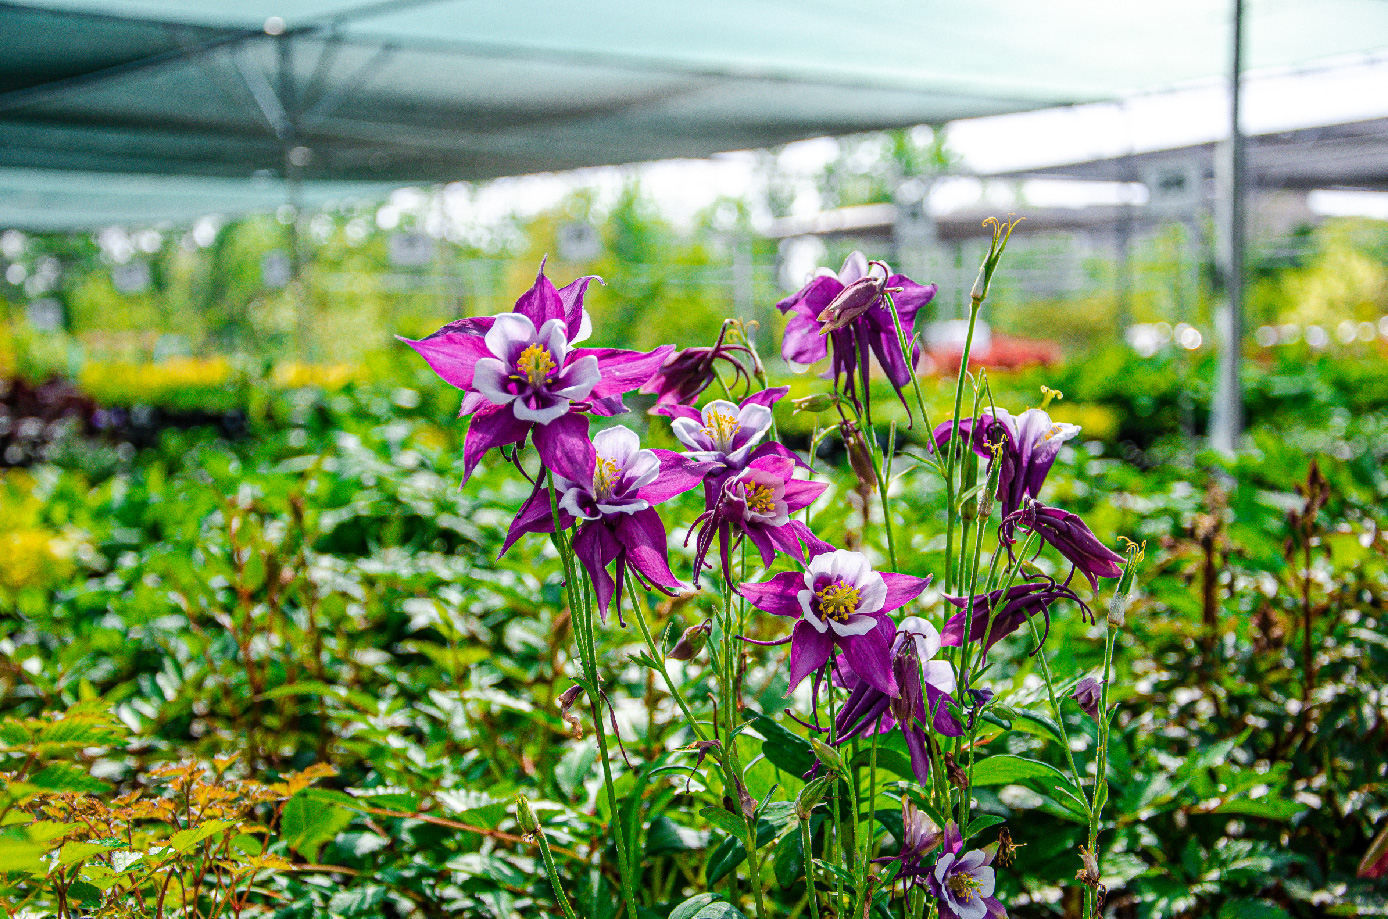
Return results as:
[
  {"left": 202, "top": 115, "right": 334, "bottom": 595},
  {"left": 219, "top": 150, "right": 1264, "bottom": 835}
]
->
[
  {"left": 776, "top": 251, "right": 936, "bottom": 415},
  {"left": 659, "top": 387, "right": 801, "bottom": 494},
  {"left": 875, "top": 800, "right": 944, "bottom": 893},
  {"left": 738, "top": 545, "right": 930, "bottom": 696},
  {"left": 501, "top": 424, "right": 704, "bottom": 623},
  {"left": 1001, "top": 500, "right": 1124, "bottom": 593},
  {"left": 824, "top": 617, "right": 961, "bottom": 784},
  {"left": 933, "top": 408, "right": 1081, "bottom": 517},
  {"left": 639, "top": 321, "right": 763, "bottom": 408},
  {"left": 687, "top": 451, "right": 826, "bottom": 586},
  {"left": 928, "top": 823, "right": 1008, "bottom": 919},
  {"left": 400, "top": 263, "right": 674, "bottom": 482},
  {"left": 942, "top": 577, "right": 1088, "bottom": 654}
]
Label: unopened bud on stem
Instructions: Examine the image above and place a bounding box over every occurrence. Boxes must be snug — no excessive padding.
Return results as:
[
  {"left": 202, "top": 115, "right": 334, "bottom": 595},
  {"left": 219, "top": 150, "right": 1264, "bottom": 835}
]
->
[{"left": 667, "top": 620, "right": 711, "bottom": 661}]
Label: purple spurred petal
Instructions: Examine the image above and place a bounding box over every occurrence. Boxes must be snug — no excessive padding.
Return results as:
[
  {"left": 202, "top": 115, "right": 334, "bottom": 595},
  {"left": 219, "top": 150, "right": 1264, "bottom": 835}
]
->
[
  {"left": 637, "top": 450, "right": 711, "bottom": 505},
  {"left": 737, "top": 571, "right": 808, "bottom": 618},
  {"left": 782, "top": 477, "right": 828, "bottom": 513},
  {"left": 500, "top": 479, "right": 567, "bottom": 556},
  {"left": 514, "top": 264, "right": 566, "bottom": 329},
  {"left": 574, "top": 521, "right": 622, "bottom": 622},
  {"left": 462, "top": 405, "right": 530, "bottom": 484},
  {"left": 787, "top": 619, "right": 834, "bottom": 692},
  {"left": 615, "top": 508, "right": 684, "bottom": 594},
  {"left": 841, "top": 620, "right": 898, "bottom": 697},
  {"left": 745, "top": 525, "right": 779, "bottom": 568},
  {"left": 880, "top": 572, "right": 932, "bottom": 613},
  {"left": 742, "top": 386, "right": 789, "bottom": 409},
  {"left": 398, "top": 330, "right": 494, "bottom": 392},
  {"left": 533, "top": 412, "right": 594, "bottom": 484},
  {"left": 556, "top": 274, "right": 600, "bottom": 340},
  {"left": 580, "top": 346, "right": 677, "bottom": 399}
]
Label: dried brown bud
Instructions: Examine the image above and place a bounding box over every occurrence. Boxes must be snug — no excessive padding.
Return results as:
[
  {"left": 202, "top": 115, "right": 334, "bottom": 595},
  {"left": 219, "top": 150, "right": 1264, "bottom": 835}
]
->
[
  {"left": 943, "top": 752, "right": 968, "bottom": 789},
  {"left": 996, "top": 827, "right": 1023, "bottom": 867},
  {"left": 556, "top": 684, "right": 585, "bottom": 739},
  {"left": 841, "top": 419, "right": 877, "bottom": 493}
]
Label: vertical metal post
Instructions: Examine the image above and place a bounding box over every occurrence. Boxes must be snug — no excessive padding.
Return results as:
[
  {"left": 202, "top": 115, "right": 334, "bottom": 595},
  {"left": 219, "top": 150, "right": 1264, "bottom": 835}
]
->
[
  {"left": 278, "top": 32, "right": 309, "bottom": 362},
  {"left": 1210, "top": 0, "right": 1246, "bottom": 452}
]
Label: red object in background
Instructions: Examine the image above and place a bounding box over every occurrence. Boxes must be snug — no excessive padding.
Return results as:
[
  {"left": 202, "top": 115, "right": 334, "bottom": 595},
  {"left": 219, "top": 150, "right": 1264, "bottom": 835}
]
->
[{"left": 921, "top": 334, "right": 1063, "bottom": 375}]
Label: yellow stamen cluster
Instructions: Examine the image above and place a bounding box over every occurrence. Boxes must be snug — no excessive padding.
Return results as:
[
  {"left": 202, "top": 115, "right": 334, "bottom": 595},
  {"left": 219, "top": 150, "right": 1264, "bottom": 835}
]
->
[
  {"left": 947, "top": 871, "right": 984, "bottom": 903},
  {"left": 1043, "top": 423, "right": 1063, "bottom": 441},
  {"left": 814, "top": 581, "right": 860, "bottom": 622},
  {"left": 741, "top": 481, "right": 776, "bottom": 515},
  {"left": 515, "top": 343, "right": 557, "bottom": 387},
  {"left": 593, "top": 456, "right": 620, "bottom": 499},
  {"left": 701, "top": 410, "right": 741, "bottom": 448}
]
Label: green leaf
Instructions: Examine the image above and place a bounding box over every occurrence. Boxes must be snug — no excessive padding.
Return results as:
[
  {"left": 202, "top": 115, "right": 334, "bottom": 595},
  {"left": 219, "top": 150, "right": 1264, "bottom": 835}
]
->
[
  {"left": 970, "top": 755, "right": 1073, "bottom": 789},
  {"left": 964, "top": 815, "right": 1005, "bottom": 839},
  {"left": 669, "top": 893, "right": 750, "bottom": 919},
  {"left": 168, "top": 819, "right": 235, "bottom": 853},
  {"left": 1209, "top": 797, "right": 1306, "bottom": 821},
  {"left": 700, "top": 806, "right": 746, "bottom": 839},
  {"left": 645, "top": 816, "right": 709, "bottom": 856},
  {"left": 28, "top": 763, "right": 111, "bottom": 795},
  {"left": 751, "top": 714, "right": 815, "bottom": 777},
  {"left": 1218, "top": 900, "right": 1292, "bottom": 919},
  {"left": 281, "top": 791, "right": 355, "bottom": 861}
]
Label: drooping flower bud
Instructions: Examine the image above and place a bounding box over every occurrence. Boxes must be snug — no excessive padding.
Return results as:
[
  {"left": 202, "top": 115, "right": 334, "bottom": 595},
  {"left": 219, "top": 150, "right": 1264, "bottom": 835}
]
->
[
  {"left": 840, "top": 419, "right": 877, "bottom": 493},
  {"left": 795, "top": 775, "right": 830, "bottom": 820},
  {"left": 667, "top": 619, "right": 711, "bottom": 661},
  {"left": 1071, "top": 677, "right": 1104, "bottom": 720},
  {"left": 810, "top": 738, "right": 847, "bottom": 777},
  {"left": 816, "top": 269, "right": 889, "bottom": 333}
]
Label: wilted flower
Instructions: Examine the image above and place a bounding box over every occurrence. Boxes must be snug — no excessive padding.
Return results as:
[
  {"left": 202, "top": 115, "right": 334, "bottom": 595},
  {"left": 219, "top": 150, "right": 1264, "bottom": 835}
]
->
[
  {"left": 927, "top": 823, "right": 1008, "bottom": 919},
  {"left": 737, "top": 545, "right": 930, "bottom": 695},
  {"left": 1001, "top": 500, "right": 1125, "bottom": 592},
  {"left": 400, "top": 263, "right": 673, "bottom": 482},
  {"left": 687, "top": 452, "right": 826, "bottom": 585},
  {"left": 942, "top": 577, "right": 1088, "bottom": 654},
  {"left": 639, "top": 320, "right": 763, "bottom": 408},
  {"left": 875, "top": 799, "right": 943, "bottom": 892},
  {"left": 933, "top": 408, "right": 1080, "bottom": 517},
  {"left": 776, "top": 251, "right": 936, "bottom": 414},
  {"left": 1071, "top": 677, "right": 1104, "bottom": 720},
  {"left": 502, "top": 425, "right": 703, "bottom": 623},
  {"left": 827, "top": 617, "right": 961, "bottom": 784}
]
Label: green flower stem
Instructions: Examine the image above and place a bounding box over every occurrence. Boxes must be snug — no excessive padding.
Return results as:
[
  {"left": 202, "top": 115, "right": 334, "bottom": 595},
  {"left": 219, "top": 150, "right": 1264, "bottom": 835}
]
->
[
  {"left": 544, "top": 476, "right": 640, "bottom": 919},
  {"left": 825, "top": 682, "right": 848, "bottom": 915},
  {"left": 1023, "top": 608, "right": 1090, "bottom": 813},
  {"left": 719, "top": 571, "right": 769, "bottom": 919},
  {"left": 534, "top": 824, "right": 580, "bottom": 919},
  {"left": 801, "top": 811, "right": 822, "bottom": 919},
  {"left": 943, "top": 295, "right": 984, "bottom": 595},
  {"left": 882, "top": 291, "right": 943, "bottom": 477}
]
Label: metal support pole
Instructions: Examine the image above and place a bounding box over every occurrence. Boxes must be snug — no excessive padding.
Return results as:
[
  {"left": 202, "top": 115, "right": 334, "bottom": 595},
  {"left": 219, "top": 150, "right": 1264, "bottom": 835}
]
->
[
  {"left": 277, "top": 32, "right": 311, "bottom": 363},
  {"left": 1210, "top": 0, "right": 1246, "bottom": 452}
]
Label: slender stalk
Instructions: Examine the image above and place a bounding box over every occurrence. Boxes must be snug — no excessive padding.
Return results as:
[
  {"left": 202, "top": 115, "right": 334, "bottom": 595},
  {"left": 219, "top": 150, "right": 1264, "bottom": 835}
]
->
[
  {"left": 535, "top": 825, "right": 580, "bottom": 919},
  {"left": 1085, "top": 619, "right": 1120, "bottom": 918},
  {"left": 802, "top": 812, "right": 822, "bottom": 919},
  {"left": 871, "top": 422, "right": 900, "bottom": 570},
  {"left": 1023, "top": 611, "right": 1089, "bottom": 809},
  {"left": 882, "top": 291, "right": 942, "bottom": 476}
]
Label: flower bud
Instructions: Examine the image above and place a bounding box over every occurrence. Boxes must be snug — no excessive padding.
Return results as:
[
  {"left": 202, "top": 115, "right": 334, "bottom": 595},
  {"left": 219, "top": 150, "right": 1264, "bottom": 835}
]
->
[
  {"left": 809, "top": 738, "right": 846, "bottom": 777},
  {"left": 840, "top": 420, "right": 877, "bottom": 493},
  {"left": 943, "top": 752, "right": 968, "bottom": 789},
  {"left": 816, "top": 275, "right": 886, "bottom": 333},
  {"left": 792, "top": 392, "right": 837, "bottom": 414},
  {"left": 515, "top": 794, "right": 539, "bottom": 839},
  {"left": 667, "top": 620, "right": 711, "bottom": 661},
  {"left": 1071, "top": 677, "right": 1103, "bottom": 720},
  {"left": 795, "top": 776, "right": 830, "bottom": 820}
]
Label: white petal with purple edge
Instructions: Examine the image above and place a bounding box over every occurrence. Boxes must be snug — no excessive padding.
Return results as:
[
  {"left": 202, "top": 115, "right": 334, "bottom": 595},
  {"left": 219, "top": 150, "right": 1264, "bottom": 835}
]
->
[
  {"left": 826, "top": 614, "right": 877, "bottom": 638},
  {"left": 899, "top": 616, "right": 943, "bottom": 660},
  {"left": 472, "top": 358, "right": 517, "bottom": 406},
  {"left": 552, "top": 355, "right": 601, "bottom": 400},
  {"left": 924, "top": 659, "right": 957, "bottom": 695},
  {"left": 572, "top": 310, "right": 593, "bottom": 344},
  {"left": 624, "top": 450, "right": 661, "bottom": 490},
  {"left": 934, "top": 852, "right": 956, "bottom": 885},
  {"left": 558, "top": 486, "right": 600, "bottom": 521},
  {"left": 513, "top": 392, "right": 570, "bottom": 424},
  {"left": 957, "top": 895, "right": 988, "bottom": 919},
  {"left": 593, "top": 425, "right": 641, "bottom": 467},
  {"left": 484, "top": 312, "right": 537, "bottom": 360},
  {"left": 957, "top": 850, "right": 987, "bottom": 872},
  {"left": 670, "top": 416, "right": 708, "bottom": 452},
  {"left": 838, "top": 251, "right": 869, "bottom": 284},
  {"left": 596, "top": 498, "right": 649, "bottom": 516},
  {"left": 798, "top": 589, "right": 827, "bottom": 632},
  {"left": 855, "top": 573, "right": 887, "bottom": 616},
  {"left": 536, "top": 317, "right": 571, "bottom": 365},
  {"left": 974, "top": 866, "right": 996, "bottom": 898}
]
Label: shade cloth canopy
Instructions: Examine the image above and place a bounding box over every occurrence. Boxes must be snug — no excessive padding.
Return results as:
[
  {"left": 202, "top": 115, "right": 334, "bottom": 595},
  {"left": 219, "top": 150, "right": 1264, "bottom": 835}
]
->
[{"left": 3, "top": 0, "right": 1388, "bottom": 228}]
